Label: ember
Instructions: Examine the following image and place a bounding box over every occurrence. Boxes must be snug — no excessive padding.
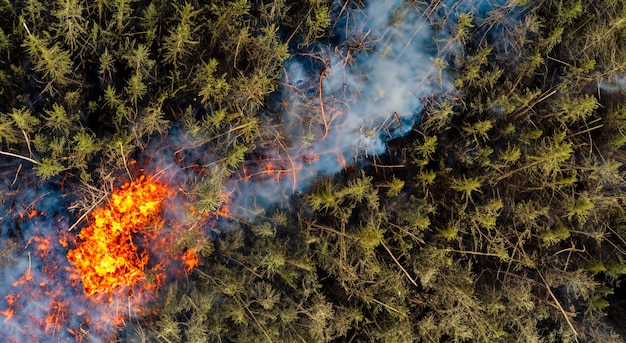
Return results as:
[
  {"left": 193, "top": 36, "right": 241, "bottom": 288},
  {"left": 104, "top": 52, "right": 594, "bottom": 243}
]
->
[{"left": 67, "top": 176, "right": 168, "bottom": 297}]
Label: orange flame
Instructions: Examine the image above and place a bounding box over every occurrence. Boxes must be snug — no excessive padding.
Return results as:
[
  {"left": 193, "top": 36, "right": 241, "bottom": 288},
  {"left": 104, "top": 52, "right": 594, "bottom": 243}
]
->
[
  {"left": 0, "top": 307, "right": 14, "bottom": 321},
  {"left": 0, "top": 172, "right": 217, "bottom": 342},
  {"left": 182, "top": 249, "right": 199, "bottom": 272},
  {"left": 67, "top": 176, "right": 168, "bottom": 297}
]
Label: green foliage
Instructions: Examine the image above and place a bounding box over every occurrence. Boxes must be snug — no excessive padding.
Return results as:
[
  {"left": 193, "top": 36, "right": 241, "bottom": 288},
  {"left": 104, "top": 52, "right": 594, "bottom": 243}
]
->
[
  {"left": 541, "top": 225, "right": 571, "bottom": 245},
  {"left": 454, "top": 13, "right": 474, "bottom": 44},
  {"left": 413, "top": 135, "right": 438, "bottom": 160},
  {"left": 355, "top": 223, "right": 384, "bottom": 252},
  {"left": 307, "top": 178, "right": 338, "bottom": 213},
  {"left": 34, "top": 157, "right": 66, "bottom": 180},
  {"left": 558, "top": 94, "right": 599, "bottom": 123},
  {"left": 52, "top": 0, "right": 86, "bottom": 52},
  {"left": 450, "top": 175, "right": 482, "bottom": 202},
  {"left": 21, "top": 27, "right": 74, "bottom": 93},
  {"left": 43, "top": 103, "right": 73, "bottom": 134},
  {"left": 422, "top": 101, "right": 453, "bottom": 131},
  {"left": 527, "top": 131, "right": 573, "bottom": 179},
  {"left": 606, "top": 258, "right": 626, "bottom": 281},
  {"left": 463, "top": 119, "right": 493, "bottom": 143},
  {"left": 0, "top": 0, "right": 305, "bottom": 184},
  {"left": 161, "top": 2, "right": 200, "bottom": 68},
  {"left": 304, "top": 2, "right": 331, "bottom": 45},
  {"left": 589, "top": 286, "right": 613, "bottom": 311},
  {"left": 500, "top": 143, "right": 521, "bottom": 164},
  {"left": 0, "top": 116, "right": 19, "bottom": 145},
  {"left": 192, "top": 59, "right": 230, "bottom": 106},
  {"left": 565, "top": 194, "right": 595, "bottom": 223},
  {"left": 9, "top": 107, "right": 39, "bottom": 133},
  {"left": 190, "top": 173, "right": 226, "bottom": 214},
  {"left": 383, "top": 177, "right": 405, "bottom": 197}
]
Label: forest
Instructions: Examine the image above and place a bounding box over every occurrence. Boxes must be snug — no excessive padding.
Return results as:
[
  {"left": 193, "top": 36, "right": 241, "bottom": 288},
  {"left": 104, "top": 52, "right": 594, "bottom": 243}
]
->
[{"left": 1, "top": 0, "right": 626, "bottom": 342}]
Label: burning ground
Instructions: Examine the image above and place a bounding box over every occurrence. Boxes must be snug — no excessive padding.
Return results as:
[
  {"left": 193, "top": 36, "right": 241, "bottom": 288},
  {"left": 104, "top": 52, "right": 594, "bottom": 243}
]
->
[{"left": 0, "top": 172, "right": 209, "bottom": 341}]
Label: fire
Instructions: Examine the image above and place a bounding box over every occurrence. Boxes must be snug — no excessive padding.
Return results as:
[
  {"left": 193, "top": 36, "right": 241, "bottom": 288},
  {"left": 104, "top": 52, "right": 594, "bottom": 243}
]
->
[
  {"left": 182, "top": 249, "right": 199, "bottom": 272},
  {"left": 1, "top": 171, "right": 218, "bottom": 341},
  {"left": 0, "top": 308, "right": 14, "bottom": 321},
  {"left": 67, "top": 176, "right": 168, "bottom": 297}
]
